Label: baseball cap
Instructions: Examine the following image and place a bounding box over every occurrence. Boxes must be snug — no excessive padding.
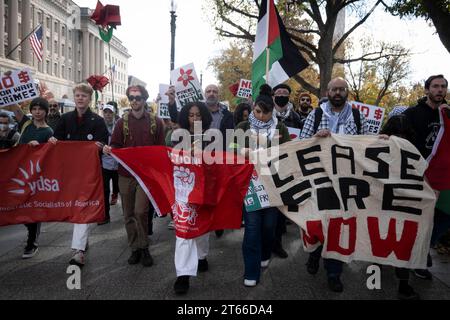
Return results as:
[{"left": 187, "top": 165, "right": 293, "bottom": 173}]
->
[{"left": 103, "top": 104, "right": 115, "bottom": 113}]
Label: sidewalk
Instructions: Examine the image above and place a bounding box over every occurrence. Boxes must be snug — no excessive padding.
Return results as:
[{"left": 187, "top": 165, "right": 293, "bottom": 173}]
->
[{"left": 0, "top": 201, "right": 449, "bottom": 300}]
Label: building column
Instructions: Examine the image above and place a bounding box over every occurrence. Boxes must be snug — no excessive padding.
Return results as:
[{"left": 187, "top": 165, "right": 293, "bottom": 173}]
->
[
  {"left": 100, "top": 40, "right": 104, "bottom": 75},
  {"left": 7, "top": 0, "right": 19, "bottom": 61},
  {"left": 82, "top": 30, "right": 89, "bottom": 80},
  {"left": 89, "top": 33, "right": 95, "bottom": 76},
  {"left": 21, "top": 0, "right": 32, "bottom": 65},
  {"left": 0, "top": 0, "right": 5, "bottom": 57}
]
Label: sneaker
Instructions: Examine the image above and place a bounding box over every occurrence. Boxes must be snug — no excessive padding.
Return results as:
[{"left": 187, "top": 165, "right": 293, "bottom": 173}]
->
[
  {"left": 328, "top": 276, "right": 343, "bottom": 292},
  {"left": 141, "top": 248, "right": 153, "bottom": 267},
  {"left": 22, "top": 245, "right": 38, "bottom": 259},
  {"left": 272, "top": 245, "right": 288, "bottom": 259},
  {"left": 261, "top": 259, "right": 270, "bottom": 268},
  {"left": 244, "top": 279, "right": 257, "bottom": 287},
  {"left": 398, "top": 283, "right": 420, "bottom": 300},
  {"left": 127, "top": 250, "right": 141, "bottom": 265},
  {"left": 414, "top": 269, "right": 432, "bottom": 280},
  {"left": 198, "top": 258, "right": 209, "bottom": 272},
  {"left": 215, "top": 229, "right": 224, "bottom": 238},
  {"left": 174, "top": 276, "right": 190, "bottom": 294},
  {"left": 69, "top": 250, "right": 85, "bottom": 267},
  {"left": 110, "top": 193, "right": 118, "bottom": 205},
  {"left": 306, "top": 254, "right": 320, "bottom": 275},
  {"left": 168, "top": 220, "right": 175, "bottom": 230}
]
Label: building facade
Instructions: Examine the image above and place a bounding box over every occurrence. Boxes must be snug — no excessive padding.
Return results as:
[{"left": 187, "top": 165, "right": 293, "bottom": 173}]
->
[{"left": 0, "top": 0, "right": 130, "bottom": 104}]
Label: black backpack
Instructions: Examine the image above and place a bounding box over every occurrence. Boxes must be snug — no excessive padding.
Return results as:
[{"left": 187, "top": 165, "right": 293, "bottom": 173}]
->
[{"left": 313, "top": 107, "right": 361, "bottom": 134}]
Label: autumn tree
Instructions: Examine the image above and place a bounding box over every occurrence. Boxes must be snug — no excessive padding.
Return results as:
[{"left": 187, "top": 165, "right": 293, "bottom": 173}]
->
[
  {"left": 383, "top": 0, "right": 450, "bottom": 53},
  {"left": 207, "top": 0, "right": 408, "bottom": 97},
  {"left": 346, "top": 41, "right": 412, "bottom": 106}
]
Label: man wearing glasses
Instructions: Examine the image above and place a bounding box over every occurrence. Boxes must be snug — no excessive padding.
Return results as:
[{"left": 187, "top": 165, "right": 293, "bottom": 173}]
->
[
  {"left": 297, "top": 92, "right": 313, "bottom": 129},
  {"left": 300, "top": 77, "right": 368, "bottom": 293},
  {"left": 47, "top": 99, "right": 61, "bottom": 131},
  {"left": 104, "top": 85, "right": 165, "bottom": 268}
]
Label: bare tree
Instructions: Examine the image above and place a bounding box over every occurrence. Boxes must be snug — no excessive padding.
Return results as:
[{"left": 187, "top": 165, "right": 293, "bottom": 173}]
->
[{"left": 208, "top": 0, "right": 409, "bottom": 97}]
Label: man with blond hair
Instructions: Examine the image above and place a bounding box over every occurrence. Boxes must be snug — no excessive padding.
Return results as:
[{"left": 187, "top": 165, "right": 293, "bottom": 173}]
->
[{"left": 54, "top": 83, "right": 109, "bottom": 267}]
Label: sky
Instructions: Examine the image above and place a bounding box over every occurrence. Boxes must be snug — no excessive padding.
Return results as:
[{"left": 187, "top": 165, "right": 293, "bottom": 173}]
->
[{"left": 74, "top": 0, "right": 450, "bottom": 98}]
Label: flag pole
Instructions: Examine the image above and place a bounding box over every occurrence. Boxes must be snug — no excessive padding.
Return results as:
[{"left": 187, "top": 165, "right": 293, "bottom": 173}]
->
[
  {"left": 108, "top": 42, "right": 115, "bottom": 102},
  {"left": 265, "top": 0, "right": 271, "bottom": 86},
  {"left": 6, "top": 24, "right": 41, "bottom": 59}
]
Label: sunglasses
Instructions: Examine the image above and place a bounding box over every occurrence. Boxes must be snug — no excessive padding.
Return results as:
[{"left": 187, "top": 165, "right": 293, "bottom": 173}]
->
[
  {"left": 300, "top": 98, "right": 311, "bottom": 102},
  {"left": 128, "top": 95, "right": 143, "bottom": 102}
]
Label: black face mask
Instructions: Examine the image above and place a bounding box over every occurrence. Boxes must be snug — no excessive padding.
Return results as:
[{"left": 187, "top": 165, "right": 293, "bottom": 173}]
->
[{"left": 275, "top": 96, "right": 289, "bottom": 107}]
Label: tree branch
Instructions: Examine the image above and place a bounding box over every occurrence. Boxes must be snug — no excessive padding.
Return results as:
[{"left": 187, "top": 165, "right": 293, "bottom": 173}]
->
[
  {"left": 307, "top": 0, "right": 325, "bottom": 31},
  {"left": 289, "top": 33, "right": 318, "bottom": 54},
  {"left": 293, "top": 74, "right": 320, "bottom": 97},
  {"left": 217, "top": 28, "right": 254, "bottom": 41},
  {"left": 221, "top": 0, "right": 259, "bottom": 19},
  {"left": 332, "top": 0, "right": 382, "bottom": 55}
]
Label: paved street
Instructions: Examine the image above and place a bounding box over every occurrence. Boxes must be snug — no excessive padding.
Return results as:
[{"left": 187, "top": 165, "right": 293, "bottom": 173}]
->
[{"left": 1, "top": 200, "right": 450, "bottom": 300}]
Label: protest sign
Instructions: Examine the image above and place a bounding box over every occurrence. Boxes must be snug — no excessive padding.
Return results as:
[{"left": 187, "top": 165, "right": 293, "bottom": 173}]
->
[
  {"left": 0, "top": 69, "right": 38, "bottom": 107},
  {"left": 157, "top": 84, "right": 171, "bottom": 119},
  {"left": 350, "top": 101, "right": 386, "bottom": 134},
  {"left": 254, "top": 135, "right": 436, "bottom": 268},
  {"left": 287, "top": 127, "right": 301, "bottom": 140},
  {"left": 170, "top": 63, "right": 204, "bottom": 108},
  {"left": 0, "top": 142, "right": 105, "bottom": 226},
  {"left": 236, "top": 79, "right": 252, "bottom": 99},
  {"left": 244, "top": 170, "right": 271, "bottom": 212}
]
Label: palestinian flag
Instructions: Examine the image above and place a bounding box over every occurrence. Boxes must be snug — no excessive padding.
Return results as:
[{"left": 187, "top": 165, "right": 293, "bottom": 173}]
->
[
  {"left": 425, "top": 107, "right": 450, "bottom": 215},
  {"left": 252, "top": 0, "right": 308, "bottom": 98}
]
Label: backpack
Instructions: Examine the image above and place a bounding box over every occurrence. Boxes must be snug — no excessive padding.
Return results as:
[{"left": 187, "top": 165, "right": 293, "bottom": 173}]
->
[
  {"left": 313, "top": 107, "right": 361, "bottom": 134},
  {"left": 122, "top": 111, "right": 157, "bottom": 142}
]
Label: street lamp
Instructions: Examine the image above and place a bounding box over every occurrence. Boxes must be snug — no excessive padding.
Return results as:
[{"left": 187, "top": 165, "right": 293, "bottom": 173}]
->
[{"left": 170, "top": 0, "right": 177, "bottom": 71}]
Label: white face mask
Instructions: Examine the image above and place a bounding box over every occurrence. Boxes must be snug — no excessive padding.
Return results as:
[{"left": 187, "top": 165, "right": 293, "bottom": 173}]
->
[{"left": 0, "top": 124, "right": 9, "bottom": 131}]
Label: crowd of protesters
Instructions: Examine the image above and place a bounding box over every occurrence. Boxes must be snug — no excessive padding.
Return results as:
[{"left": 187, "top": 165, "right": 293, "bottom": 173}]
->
[{"left": 0, "top": 73, "right": 449, "bottom": 301}]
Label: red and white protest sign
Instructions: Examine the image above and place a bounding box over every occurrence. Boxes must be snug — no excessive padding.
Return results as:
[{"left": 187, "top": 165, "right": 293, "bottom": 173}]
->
[
  {"left": 236, "top": 79, "right": 252, "bottom": 99},
  {"left": 350, "top": 101, "right": 386, "bottom": 134},
  {"left": 0, "top": 142, "right": 105, "bottom": 226},
  {"left": 170, "top": 63, "right": 204, "bottom": 108},
  {"left": 112, "top": 146, "right": 253, "bottom": 239},
  {"left": 0, "top": 69, "right": 38, "bottom": 107}
]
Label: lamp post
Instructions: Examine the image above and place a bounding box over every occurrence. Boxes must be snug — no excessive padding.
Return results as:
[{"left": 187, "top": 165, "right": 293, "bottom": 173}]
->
[{"left": 170, "top": 0, "right": 177, "bottom": 71}]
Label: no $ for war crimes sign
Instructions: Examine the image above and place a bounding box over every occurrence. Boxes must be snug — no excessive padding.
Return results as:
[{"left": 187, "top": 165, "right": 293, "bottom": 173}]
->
[
  {"left": 255, "top": 135, "right": 436, "bottom": 269},
  {"left": 350, "top": 101, "right": 386, "bottom": 135},
  {"left": 0, "top": 69, "right": 38, "bottom": 107}
]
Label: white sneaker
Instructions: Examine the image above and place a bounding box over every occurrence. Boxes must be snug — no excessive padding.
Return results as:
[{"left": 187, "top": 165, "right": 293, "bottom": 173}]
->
[
  {"left": 261, "top": 259, "right": 270, "bottom": 268},
  {"left": 69, "top": 250, "right": 85, "bottom": 267},
  {"left": 244, "top": 279, "right": 257, "bottom": 287}
]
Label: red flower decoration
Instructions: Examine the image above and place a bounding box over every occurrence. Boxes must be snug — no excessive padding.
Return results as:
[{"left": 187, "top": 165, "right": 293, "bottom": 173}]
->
[
  {"left": 229, "top": 82, "right": 239, "bottom": 97},
  {"left": 87, "top": 75, "right": 109, "bottom": 92},
  {"left": 177, "top": 68, "right": 195, "bottom": 87},
  {"left": 91, "top": 1, "right": 121, "bottom": 28}
]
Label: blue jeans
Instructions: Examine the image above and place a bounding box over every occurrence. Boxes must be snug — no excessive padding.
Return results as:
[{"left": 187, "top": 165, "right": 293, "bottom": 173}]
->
[
  {"left": 309, "top": 245, "right": 343, "bottom": 278},
  {"left": 242, "top": 207, "right": 278, "bottom": 282}
]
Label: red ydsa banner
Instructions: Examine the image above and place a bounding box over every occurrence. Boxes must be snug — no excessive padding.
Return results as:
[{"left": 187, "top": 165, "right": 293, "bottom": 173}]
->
[
  {"left": 112, "top": 146, "right": 253, "bottom": 239},
  {"left": 0, "top": 142, "right": 105, "bottom": 226}
]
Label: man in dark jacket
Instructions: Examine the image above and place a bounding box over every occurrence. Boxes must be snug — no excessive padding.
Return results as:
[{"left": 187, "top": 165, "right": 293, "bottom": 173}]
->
[
  {"left": 54, "top": 83, "right": 109, "bottom": 268},
  {"left": 403, "top": 74, "right": 450, "bottom": 281}
]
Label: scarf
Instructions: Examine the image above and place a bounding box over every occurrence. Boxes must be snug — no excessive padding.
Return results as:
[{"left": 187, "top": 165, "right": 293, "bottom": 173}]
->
[
  {"left": 248, "top": 111, "right": 278, "bottom": 140},
  {"left": 321, "top": 101, "right": 352, "bottom": 134},
  {"left": 275, "top": 103, "right": 293, "bottom": 121}
]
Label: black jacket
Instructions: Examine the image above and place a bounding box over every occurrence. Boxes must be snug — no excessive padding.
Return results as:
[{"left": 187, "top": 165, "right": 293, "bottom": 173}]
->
[
  {"left": 276, "top": 109, "right": 303, "bottom": 129},
  {"left": 54, "top": 109, "right": 108, "bottom": 145}
]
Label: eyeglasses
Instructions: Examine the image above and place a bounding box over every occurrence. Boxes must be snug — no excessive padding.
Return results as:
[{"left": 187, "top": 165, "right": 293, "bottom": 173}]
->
[
  {"left": 49, "top": 104, "right": 58, "bottom": 108},
  {"left": 128, "top": 95, "right": 143, "bottom": 102},
  {"left": 300, "top": 98, "right": 311, "bottom": 102},
  {"left": 329, "top": 87, "right": 348, "bottom": 93}
]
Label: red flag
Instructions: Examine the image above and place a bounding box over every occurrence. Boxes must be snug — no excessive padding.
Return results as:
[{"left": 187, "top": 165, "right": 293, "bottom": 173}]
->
[
  {"left": 0, "top": 142, "right": 105, "bottom": 226},
  {"left": 425, "top": 108, "right": 450, "bottom": 190},
  {"left": 112, "top": 146, "right": 253, "bottom": 239}
]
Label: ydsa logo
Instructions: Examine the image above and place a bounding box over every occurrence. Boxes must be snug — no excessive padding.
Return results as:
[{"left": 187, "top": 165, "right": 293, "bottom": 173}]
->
[{"left": 9, "top": 160, "right": 60, "bottom": 196}]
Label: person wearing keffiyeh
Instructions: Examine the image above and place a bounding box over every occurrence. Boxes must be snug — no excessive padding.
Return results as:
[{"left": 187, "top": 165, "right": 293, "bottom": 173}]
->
[{"left": 234, "top": 84, "right": 290, "bottom": 288}]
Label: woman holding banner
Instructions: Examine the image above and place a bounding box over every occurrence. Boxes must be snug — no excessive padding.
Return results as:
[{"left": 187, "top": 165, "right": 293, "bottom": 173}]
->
[
  {"left": 168, "top": 101, "right": 213, "bottom": 295},
  {"left": 235, "top": 84, "right": 290, "bottom": 287}
]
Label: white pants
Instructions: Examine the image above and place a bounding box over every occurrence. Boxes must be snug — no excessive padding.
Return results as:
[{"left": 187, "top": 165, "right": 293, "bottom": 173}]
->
[
  {"left": 71, "top": 223, "right": 92, "bottom": 251},
  {"left": 175, "top": 233, "right": 210, "bottom": 277}
]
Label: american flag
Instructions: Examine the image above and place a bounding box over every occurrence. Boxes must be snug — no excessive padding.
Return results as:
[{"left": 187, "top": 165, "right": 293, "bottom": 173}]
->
[{"left": 29, "top": 25, "right": 43, "bottom": 62}]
